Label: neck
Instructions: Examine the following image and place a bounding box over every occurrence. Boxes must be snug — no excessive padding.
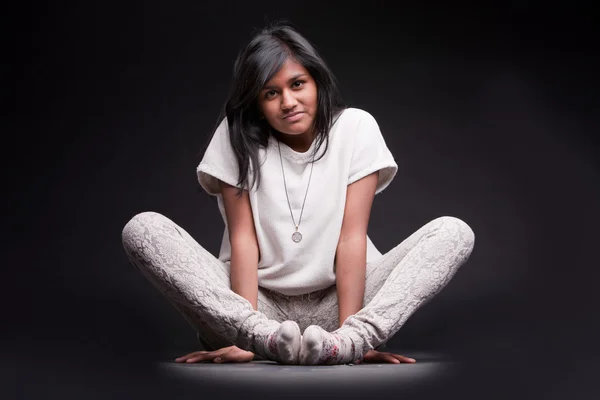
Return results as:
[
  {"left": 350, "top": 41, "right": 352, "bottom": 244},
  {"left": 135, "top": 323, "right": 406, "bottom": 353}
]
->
[{"left": 273, "top": 129, "right": 315, "bottom": 153}]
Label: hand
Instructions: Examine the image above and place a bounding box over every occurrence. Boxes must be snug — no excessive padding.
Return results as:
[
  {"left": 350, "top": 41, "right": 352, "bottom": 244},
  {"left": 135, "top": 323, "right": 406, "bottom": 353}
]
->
[
  {"left": 175, "top": 345, "right": 255, "bottom": 364},
  {"left": 360, "top": 349, "right": 416, "bottom": 364}
]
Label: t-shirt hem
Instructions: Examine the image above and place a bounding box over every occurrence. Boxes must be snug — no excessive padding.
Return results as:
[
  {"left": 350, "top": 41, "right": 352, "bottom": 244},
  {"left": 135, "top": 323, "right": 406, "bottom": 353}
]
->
[
  {"left": 197, "top": 163, "right": 241, "bottom": 196},
  {"left": 348, "top": 163, "right": 398, "bottom": 194}
]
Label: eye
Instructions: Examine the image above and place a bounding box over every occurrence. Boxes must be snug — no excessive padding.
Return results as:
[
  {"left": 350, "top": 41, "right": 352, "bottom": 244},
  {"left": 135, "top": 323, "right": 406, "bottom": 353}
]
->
[
  {"left": 292, "top": 80, "right": 305, "bottom": 88},
  {"left": 264, "top": 90, "right": 277, "bottom": 99}
]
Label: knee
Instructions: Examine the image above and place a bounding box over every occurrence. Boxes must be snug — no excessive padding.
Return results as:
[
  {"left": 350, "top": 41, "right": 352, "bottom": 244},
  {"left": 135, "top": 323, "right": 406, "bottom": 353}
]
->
[
  {"left": 121, "top": 211, "right": 165, "bottom": 247},
  {"left": 434, "top": 216, "right": 475, "bottom": 252}
]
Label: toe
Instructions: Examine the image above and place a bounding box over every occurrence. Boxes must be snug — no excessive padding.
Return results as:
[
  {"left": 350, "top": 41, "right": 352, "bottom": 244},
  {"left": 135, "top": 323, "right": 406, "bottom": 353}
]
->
[
  {"left": 276, "top": 321, "right": 301, "bottom": 365},
  {"left": 302, "top": 325, "right": 323, "bottom": 349},
  {"left": 299, "top": 325, "right": 323, "bottom": 365},
  {"left": 279, "top": 321, "right": 301, "bottom": 341}
]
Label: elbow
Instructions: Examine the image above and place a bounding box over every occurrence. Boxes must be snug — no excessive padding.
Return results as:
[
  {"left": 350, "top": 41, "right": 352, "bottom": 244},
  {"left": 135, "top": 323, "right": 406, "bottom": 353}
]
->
[
  {"left": 230, "top": 234, "right": 260, "bottom": 262},
  {"left": 230, "top": 233, "right": 258, "bottom": 248},
  {"left": 335, "top": 233, "right": 367, "bottom": 267},
  {"left": 336, "top": 232, "right": 367, "bottom": 250}
]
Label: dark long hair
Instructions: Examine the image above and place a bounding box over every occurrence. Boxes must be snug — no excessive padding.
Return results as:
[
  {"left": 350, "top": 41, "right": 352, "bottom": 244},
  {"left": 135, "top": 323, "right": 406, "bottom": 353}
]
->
[{"left": 210, "top": 21, "right": 346, "bottom": 196}]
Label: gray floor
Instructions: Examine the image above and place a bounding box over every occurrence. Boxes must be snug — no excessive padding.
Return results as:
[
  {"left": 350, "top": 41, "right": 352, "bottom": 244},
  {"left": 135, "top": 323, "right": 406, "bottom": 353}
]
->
[{"left": 156, "top": 351, "right": 459, "bottom": 394}]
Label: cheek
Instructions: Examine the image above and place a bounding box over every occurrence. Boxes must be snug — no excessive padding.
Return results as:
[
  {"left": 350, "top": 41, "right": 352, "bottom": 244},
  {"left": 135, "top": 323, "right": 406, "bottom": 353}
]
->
[
  {"left": 307, "top": 87, "right": 318, "bottom": 110},
  {"left": 262, "top": 103, "right": 278, "bottom": 120}
]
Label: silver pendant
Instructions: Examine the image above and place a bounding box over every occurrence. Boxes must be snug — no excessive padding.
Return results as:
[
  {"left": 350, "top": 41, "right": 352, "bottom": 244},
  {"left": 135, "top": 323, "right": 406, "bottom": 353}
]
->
[{"left": 292, "top": 231, "right": 302, "bottom": 243}]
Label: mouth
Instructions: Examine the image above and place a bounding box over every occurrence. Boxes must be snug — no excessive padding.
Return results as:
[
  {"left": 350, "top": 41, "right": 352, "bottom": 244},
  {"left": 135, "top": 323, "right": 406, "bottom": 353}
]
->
[{"left": 283, "top": 111, "right": 304, "bottom": 119}]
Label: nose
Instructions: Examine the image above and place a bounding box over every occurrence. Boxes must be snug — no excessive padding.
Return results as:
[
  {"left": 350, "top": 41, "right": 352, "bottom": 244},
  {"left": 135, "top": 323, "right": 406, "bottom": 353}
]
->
[{"left": 280, "top": 89, "right": 298, "bottom": 110}]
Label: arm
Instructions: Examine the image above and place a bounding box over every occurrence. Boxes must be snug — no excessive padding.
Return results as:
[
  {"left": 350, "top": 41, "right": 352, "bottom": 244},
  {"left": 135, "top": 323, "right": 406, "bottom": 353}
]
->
[
  {"left": 219, "top": 180, "right": 260, "bottom": 310},
  {"left": 335, "top": 171, "right": 378, "bottom": 328},
  {"left": 175, "top": 180, "right": 259, "bottom": 363}
]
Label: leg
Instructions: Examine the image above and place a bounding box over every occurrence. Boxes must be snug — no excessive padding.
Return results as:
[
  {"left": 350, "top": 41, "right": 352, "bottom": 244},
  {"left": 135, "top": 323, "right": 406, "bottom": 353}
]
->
[
  {"left": 300, "top": 216, "right": 475, "bottom": 364},
  {"left": 193, "top": 286, "right": 288, "bottom": 351},
  {"left": 121, "top": 211, "right": 300, "bottom": 363}
]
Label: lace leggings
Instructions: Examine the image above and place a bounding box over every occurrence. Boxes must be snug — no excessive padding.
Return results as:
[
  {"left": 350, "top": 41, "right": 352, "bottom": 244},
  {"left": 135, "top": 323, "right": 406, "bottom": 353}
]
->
[{"left": 121, "top": 212, "right": 475, "bottom": 354}]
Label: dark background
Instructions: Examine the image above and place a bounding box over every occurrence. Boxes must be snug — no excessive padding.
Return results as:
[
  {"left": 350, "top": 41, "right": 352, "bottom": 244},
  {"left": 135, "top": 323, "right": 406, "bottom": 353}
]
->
[{"left": 5, "top": 0, "right": 599, "bottom": 398}]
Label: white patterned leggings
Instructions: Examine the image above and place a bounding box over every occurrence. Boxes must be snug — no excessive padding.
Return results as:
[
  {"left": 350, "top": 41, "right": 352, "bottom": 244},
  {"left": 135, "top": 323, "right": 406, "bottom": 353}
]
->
[{"left": 121, "top": 212, "right": 475, "bottom": 355}]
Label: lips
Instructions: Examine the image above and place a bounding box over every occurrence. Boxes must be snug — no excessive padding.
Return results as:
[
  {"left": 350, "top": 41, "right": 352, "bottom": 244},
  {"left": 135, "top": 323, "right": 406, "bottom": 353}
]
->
[{"left": 283, "top": 111, "right": 304, "bottom": 119}]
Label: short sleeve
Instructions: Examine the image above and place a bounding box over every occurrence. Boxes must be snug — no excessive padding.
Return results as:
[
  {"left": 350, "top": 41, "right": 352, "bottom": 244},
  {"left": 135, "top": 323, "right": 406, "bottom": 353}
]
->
[
  {"left": 196, "top": 117, "right": 243, "bottom": 196},
  {"left": 347, "top": 111, "right": 398, "bottom": 194}
]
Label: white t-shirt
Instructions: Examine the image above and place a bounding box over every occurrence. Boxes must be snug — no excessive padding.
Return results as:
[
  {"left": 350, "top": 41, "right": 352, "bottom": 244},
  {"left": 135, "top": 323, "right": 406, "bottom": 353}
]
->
[{"left": 197, "top": 107, "right": 397, "bottom": 296}]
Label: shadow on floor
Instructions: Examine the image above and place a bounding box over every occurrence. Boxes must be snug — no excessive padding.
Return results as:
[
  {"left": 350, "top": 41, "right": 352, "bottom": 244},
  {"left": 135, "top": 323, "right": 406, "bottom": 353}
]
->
[{"left": 155, "top": 351, "right": 459, "bottom": 397}]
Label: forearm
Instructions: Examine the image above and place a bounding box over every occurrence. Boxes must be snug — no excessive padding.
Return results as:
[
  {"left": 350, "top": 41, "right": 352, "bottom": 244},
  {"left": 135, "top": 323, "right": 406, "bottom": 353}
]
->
[
  {"left": 229, "top": 239, "right": 259, "bottom": 310},
  {"left": 335, "top": 237, "right": 367, "bottom": 327}
]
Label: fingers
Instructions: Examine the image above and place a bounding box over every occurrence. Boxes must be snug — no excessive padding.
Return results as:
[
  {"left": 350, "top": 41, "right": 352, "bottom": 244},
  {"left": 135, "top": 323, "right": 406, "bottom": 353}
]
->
[
  {"left": 393, "top": 354, "right": 416, "bottom": 363},
  {"left": 175, "top": 350, "right": 208, "bottom": 363},
  {"left": 175, "top": 348, "right": 230, "bottom": 363},
  {"left": 186, "top": 351, "right": 221, "bottom": 363},
  {"left": 382, "top": 354, "right": 400, "bottom": 364},
  {"left": 383, "top": 353, "right": 415, "bottom": 363},
  {"left": 362, "top": 351, "right": 416, "bottom": 364}
]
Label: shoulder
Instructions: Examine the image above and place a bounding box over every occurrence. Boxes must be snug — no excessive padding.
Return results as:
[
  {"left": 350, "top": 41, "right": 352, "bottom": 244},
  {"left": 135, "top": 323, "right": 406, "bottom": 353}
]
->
[
  {"left": 337, "top": 107, "right": 378, "bottom": 126},
  {"left": 335, "top": 108, "right": 381, "bottom": 138},
  {"left": 212, "top": 116, "right": 229, "bottom": 138},
  {"left": 205, "top": 117, "right": 232, "bottom": 151},
  {"left": 334, "top": 108, "right": 383, "bottom": 143}
]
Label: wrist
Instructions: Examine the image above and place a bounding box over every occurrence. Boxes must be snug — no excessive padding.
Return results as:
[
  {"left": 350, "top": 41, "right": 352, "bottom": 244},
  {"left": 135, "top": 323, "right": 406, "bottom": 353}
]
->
[{"left": 338, "top": 316, "right": 350, "bottom": 328}]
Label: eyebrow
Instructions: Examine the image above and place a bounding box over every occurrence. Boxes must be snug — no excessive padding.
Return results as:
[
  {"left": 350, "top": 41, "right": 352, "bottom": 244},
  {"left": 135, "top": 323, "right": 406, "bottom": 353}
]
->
[{"left": 262, "top": 74, "right": 308, "bottom": 90}]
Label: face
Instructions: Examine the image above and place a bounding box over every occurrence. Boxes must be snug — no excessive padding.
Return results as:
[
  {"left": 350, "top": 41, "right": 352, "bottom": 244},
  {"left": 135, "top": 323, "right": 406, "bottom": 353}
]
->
[{"left": 257, "top": 58, "right": 318, "bottom": 138}]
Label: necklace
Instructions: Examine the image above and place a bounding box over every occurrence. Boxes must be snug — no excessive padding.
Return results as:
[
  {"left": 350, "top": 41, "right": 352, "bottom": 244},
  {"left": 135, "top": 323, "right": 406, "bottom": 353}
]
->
[{"left": 277, "top": 140, "right": 315, "bottom": 243}]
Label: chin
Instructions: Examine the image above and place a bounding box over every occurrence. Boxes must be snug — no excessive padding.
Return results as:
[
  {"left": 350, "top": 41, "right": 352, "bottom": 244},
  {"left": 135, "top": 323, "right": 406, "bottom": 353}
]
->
[
  {"left": 277, "top": 121, "right": 313, "bottom": 136},
  {"left": 282, "top": 128, "right": 309, "bottom": 136},
  {"left": 273, "top": 127, "right": 299, "bottom": 136}
]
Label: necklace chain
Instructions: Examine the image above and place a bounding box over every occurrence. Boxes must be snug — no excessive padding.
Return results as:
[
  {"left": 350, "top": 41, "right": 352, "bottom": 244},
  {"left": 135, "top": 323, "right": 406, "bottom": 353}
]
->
[{"left": 277, "top": 140, "right": 315, "bottom": 234}]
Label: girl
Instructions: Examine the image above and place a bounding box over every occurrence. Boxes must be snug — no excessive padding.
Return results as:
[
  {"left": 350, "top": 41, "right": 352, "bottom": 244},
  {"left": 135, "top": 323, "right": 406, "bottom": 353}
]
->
[{"left": 121, "top": 22, "right": 475, "bottom": 366}]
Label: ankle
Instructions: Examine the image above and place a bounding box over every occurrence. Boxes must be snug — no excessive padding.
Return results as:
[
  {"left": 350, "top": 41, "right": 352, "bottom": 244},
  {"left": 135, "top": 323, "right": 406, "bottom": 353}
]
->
[{"left": 333, "top": 326, "right": 368, "bottom": 362}]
